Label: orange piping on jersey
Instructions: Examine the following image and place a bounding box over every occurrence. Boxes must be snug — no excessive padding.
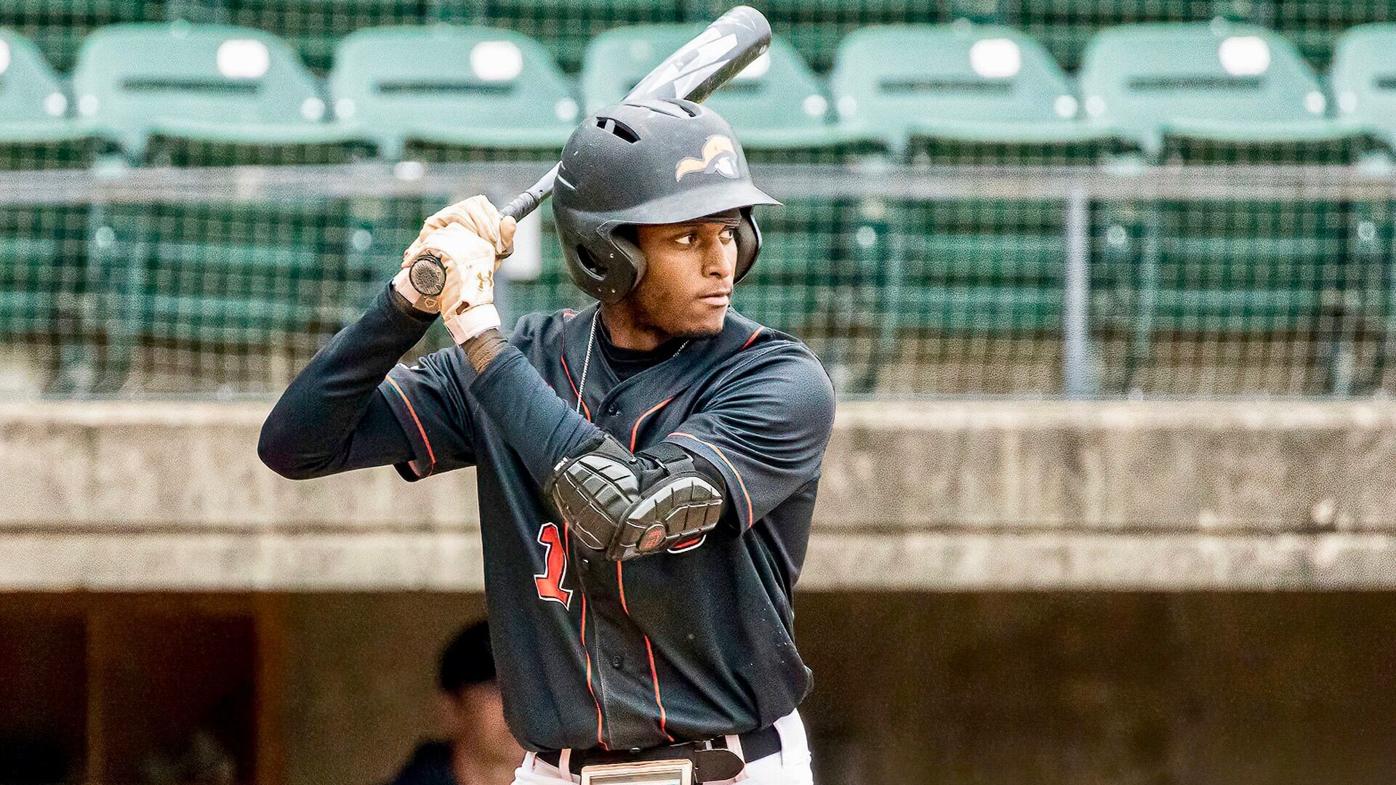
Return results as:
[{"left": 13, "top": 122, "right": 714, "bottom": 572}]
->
[
  {"left": 622, "top": 400, "right": 679, "bottom": 742},
  {"left": 740, "top": 326, "right": 764, "bottom": 350},
  {"left": 670, "top": 432, "right": 754, "bottom": 528},
  {"left": 579, "top": 590, "right": 608, "bottom": 750},
  {"left": 629, "top": 397, "right": 676, "bottom": 452},
  {"left": 560, "top": 354, "right": 593, "bottom": 421},
  {"left": 384, "top": 375, "right": 436, "bottom": 476},
  {"left": 616, "top": 562, "right": 675, "bottom": 742}
]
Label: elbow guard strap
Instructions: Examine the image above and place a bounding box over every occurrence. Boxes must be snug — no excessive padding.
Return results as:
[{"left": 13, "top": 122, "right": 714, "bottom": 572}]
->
[{"left": 545, "top": 434, "right": 724, "bottom": 561}]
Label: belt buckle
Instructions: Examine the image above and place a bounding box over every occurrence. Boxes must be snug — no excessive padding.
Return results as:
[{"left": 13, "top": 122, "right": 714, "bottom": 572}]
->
[{"left": 579, "top": 759, "right": 694, "bottom": 785}]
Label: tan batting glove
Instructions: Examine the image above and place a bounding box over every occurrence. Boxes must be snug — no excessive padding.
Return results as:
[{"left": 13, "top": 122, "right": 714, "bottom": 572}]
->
[
  {"left": 393, "top": 196, "right": 517, "bottom": 342},
  {"left": 410, "top": 195, "right": 516, "bottom": 259}
]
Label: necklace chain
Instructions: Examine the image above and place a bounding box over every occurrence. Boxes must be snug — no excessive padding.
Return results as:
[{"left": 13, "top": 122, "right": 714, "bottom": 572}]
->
[
  {"left": 573, "top": 309, "right": 689, "bottom": 414},
  {"left": 575, "top": 311, "right": 598, "bottom": 414}
]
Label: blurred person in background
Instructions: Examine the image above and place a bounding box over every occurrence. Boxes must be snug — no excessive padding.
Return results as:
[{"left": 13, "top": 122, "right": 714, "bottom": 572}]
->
[{"left": 385, "top": 619, "right": 522, "bottom": 785}]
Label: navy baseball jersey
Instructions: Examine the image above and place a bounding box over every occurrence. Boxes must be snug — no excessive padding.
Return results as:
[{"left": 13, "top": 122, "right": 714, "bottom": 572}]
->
[{"left": 259, "top": 286, "right": 835, "bottom": 752}]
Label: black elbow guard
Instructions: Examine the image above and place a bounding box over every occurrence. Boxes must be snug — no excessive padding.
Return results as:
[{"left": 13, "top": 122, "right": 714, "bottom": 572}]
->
[{"left": 544, "top": 434, "right": 724, "bottom": 561}]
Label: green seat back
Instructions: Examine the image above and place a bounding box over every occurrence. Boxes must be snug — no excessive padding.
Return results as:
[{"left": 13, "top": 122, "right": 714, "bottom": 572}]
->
[
  {"left": 1272, "top": 0, "right": 1396, "bottom": 70},
  {"left": 1078, "top": 23, "right": 1329, "bottom": 149},
  {"left": 690, "top": 0, "right": 943, "bottom": 72},
  {"left": 72, "top": 23, "right": 327, "bottom": 152},
  {"left": 971, "top": 0, "right": 1256, "bottom": 70},
  {"left": 0, "top": 0, "right": 162, "bottom": 72},
  {"left": 829, "top": 24, "right": 1078, "bottom": 150},
  {"left": 223, "top": 0, "right": 439, "bottom": 73},
  {"left": 1330, "top": 24, "right": 1396, "bottom": 138},
  {"left": 580, "top": 25, "right": 830, "bottom": 131},
  {"left": 0, "top": 29, "right": 109, "bottom": 169},
  {"left": 0, "top": 29, "right": 70, "bottom": 123},
  {"left": 329, "top": 25, "right": 575, "bottom": 154},
  {"left": 481, "top": 0, "right": 686, "bottom": 73}
]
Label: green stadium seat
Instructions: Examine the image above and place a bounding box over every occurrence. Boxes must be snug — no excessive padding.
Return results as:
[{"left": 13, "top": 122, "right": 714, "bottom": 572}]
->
[
  {"left": 221, "top": 0, "right": 439, "bottom": 73},
  {"left": 1079, "top": 22, "right": 1373, "bottom": 394},
  {"left": 1078, "top": 22, "right": 1357, "bottom": 158},
  {"left": 481, "top": 0, "right": 685, "bottom": 73},
  {"left": 0, "top": 0, "right": 166, "bottom": 73},
  {"left": 962, "top": 0, "right": 1258, "bottom": 71},
  {"left": 71, "top": 23, "right": 368, "bottom": 164},
  {"left": 329, "top": 25, "right": 576, "bottom": 161},
  {"left": 828, "top": 24, "right": 1116, "bottom": 157},
  {"left": 1330, "top": 24, "right": 1396, "bottom": 150},
  {"left": 689, "top": 0, "right": 944, "bottom": 73},
  {"left": 1272, "top": 0, "right": 1396, "bottom": 71},
  {"left": 0, "top": 28, "right": 112, "bottom": 169},
  {"left": 0, "top": 28, "right": 72, "bottom": 125}
]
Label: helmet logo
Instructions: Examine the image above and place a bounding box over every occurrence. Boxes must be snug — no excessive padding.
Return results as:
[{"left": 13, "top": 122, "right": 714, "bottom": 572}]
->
[{"left": 675, "top": 135, "right": 740, "bottom": 181}]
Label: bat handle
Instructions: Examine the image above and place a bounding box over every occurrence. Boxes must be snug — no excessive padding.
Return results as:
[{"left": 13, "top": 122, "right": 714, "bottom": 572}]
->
[{"left": 501, "top": 163, "right": 560, "bottom": 222}]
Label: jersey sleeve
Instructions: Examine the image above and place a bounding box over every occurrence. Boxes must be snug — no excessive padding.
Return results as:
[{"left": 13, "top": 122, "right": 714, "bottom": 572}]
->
[
  {"left": 379, "top": 346, "right": 480, "bottom": 481},
  {"left": 664, "top": 345, "right": 836, "bottom": 530}
]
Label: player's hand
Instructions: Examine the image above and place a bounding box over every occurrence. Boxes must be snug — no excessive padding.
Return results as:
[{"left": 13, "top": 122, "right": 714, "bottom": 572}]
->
[
  {"left": 403, "top": 222, "right": 499, "bottom": 343},
  {"left": 406, "top": 195, "right": 516, "bottom": 267},
  {"left": 392, "top": 196, "right": 515, "bottom": 333}
]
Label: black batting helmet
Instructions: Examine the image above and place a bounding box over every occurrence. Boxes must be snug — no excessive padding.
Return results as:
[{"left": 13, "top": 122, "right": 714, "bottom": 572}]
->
[{"left": 552, "top": 98, "right": 780, "bottom": 303}]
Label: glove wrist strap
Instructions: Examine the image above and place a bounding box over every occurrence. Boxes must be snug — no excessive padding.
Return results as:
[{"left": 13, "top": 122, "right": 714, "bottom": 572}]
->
[{"left": 445, "top": 304, "right": 501, "bottom": 344}]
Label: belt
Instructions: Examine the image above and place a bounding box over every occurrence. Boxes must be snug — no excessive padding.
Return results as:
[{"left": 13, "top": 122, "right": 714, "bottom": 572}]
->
[{"left": 538, "top": 724, "right": 781, "bottom": 783}]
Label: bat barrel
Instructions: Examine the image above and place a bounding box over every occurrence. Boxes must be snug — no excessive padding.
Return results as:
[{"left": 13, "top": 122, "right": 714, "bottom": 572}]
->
[{"left": 495, "top": 6, "right": 770, "bottom": 222}]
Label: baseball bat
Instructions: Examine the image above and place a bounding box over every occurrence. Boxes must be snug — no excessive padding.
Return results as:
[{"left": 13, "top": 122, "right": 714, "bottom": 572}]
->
[
  {"left": 497, "top": 5, "right": 772, "bottom": 221},
  {"left": 404, "top": 7, "right": 771, "bottom": 301}
]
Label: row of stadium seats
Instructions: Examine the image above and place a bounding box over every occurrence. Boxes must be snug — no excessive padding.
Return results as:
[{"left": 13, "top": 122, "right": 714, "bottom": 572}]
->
[
  {"left": 5, "top": 21, "right": 1396, "bottom": 167},
  {"left": 2, "top": 0, "right": 1392, "bottom": 73},
  {"left": 4, "top": 19, "right": 1395, "bottom": 394}
]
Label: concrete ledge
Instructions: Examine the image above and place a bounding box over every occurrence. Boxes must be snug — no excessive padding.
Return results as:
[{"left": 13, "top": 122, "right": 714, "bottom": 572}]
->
[
  {"left": 3, "top": 400, "right": 1394, "bottom": 533},
  {"left": 3, "top": 531, "right": 1393, "bottom": 591},
  {"left": 2, "top": 399, "right": 1394, "bottom": 589}
]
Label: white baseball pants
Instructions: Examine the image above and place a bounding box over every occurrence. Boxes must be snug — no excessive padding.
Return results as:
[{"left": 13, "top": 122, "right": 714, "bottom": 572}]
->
[{"left": 510, "top": 710, "right": 813, "bottom": 785}]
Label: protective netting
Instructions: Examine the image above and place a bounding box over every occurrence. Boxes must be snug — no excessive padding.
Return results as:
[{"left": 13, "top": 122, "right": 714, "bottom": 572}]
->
[
  {"left": 3, "top": 2, "right": 1396, "bottom": 398},
  {"left": 1, "top": 162, "right": 1391, "bottom": 399}
]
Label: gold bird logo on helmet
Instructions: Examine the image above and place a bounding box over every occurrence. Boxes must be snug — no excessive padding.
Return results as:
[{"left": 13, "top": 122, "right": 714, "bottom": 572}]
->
[{"left": 674, "top": 135, "right": 740, "bottom": 181}]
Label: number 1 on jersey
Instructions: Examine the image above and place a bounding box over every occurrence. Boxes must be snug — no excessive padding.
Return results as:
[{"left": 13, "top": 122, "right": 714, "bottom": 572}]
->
[{"left": 534, "top": 522, "right": 574, "bottom": 609}]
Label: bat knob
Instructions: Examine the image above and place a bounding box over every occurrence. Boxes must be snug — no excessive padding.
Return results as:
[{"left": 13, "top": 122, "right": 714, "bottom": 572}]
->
[{"left": 408, "top": 252, "right": 447, "bottom": 297}]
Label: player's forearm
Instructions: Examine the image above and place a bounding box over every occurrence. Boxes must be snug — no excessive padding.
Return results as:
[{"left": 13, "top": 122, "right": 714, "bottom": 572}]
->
[
  {"left": 464, "top": 333, "right": 604, "bottom": 487},
  {"left": 259, "top": 284, "right": 431, "bottom": 479}
]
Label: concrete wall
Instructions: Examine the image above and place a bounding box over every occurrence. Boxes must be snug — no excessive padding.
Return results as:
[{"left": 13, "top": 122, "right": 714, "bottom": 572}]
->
[{"left": 1, "top": 400, "right": 1393, "bottom": 590}]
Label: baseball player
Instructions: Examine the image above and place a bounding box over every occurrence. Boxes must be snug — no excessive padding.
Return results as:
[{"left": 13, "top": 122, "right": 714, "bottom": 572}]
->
[{"left": 260, "top": 99, "right": 834, "bottom": 785}]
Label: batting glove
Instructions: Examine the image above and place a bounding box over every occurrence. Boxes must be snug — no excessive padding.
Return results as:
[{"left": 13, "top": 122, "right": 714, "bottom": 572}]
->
[{"left": 393, "top": 196, "right": 516, "bottom": 343}]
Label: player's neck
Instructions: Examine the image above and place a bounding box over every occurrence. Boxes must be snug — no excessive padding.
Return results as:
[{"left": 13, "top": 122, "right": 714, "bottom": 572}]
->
[{"left": 598, "top": 303, "right": 673, "bottom": 352}]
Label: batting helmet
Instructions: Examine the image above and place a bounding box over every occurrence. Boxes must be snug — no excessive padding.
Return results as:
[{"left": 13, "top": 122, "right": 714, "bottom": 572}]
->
[{"left": 552, "top": 98, "right": 780, "bottom": 303}]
